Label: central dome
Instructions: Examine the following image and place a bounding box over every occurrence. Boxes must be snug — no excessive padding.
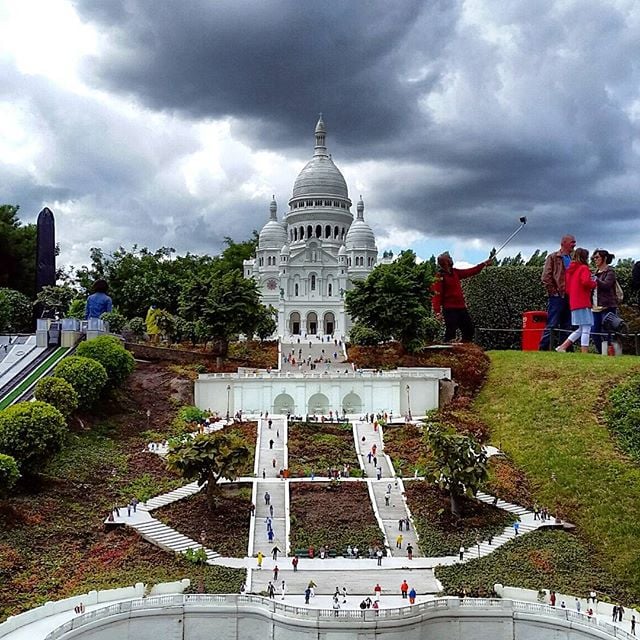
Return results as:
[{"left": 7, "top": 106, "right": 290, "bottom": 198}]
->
[{"left": 291, "top": 115, "right": 349, "bottom": 200}]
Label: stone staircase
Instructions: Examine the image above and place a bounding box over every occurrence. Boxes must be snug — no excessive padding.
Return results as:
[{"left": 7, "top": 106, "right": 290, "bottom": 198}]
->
[
  {"left": 131, "top": 518, "right": 220, "bottom": 562},
  {"left": 144, "top": 481, "right": 202, "bottom": 510}
]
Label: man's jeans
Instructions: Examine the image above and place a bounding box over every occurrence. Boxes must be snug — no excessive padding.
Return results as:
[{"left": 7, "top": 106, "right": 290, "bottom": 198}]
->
[{"left": 539, "top": 295, "right": 571, "bottom": 350}]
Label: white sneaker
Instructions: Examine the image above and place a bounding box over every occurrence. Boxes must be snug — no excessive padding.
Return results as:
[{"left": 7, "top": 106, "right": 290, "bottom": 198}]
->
[{"left": 555, "top": 346, "right": 566, "bottom": 353}]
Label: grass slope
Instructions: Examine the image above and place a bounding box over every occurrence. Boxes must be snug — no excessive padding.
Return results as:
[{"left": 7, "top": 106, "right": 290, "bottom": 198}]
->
[{"left": 476, "top": 351, "right": 640, "bottom": 598}]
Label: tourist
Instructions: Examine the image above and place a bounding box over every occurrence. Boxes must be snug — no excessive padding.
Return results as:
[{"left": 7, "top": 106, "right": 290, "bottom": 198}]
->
[
  {"left": 631, "top": 614, "right": 636, "bottom": 635},
  {"left": 342, "top": 586, "right": 348, "bottom": 603},
  {"left": 619, "top": 604, "right": 625, "bottom": 622},
  {"left": 398, "top": 519, "right": 404, "bottom": 531},
  {"left": 267, "top": 581, "right": 275, "bottom": 598},
  {"left": 591, "top": 249, "right": 618, "bottom": 353},
  {"left": 589, "top": 590, "right": 597, "bottom": 605},
  {"left": 385, "top": 491, "right": 391, "bottom": 506},
  {"left": 539, "top": 234, "right": 576, "bottom": 350},
  {"left": 304, "top": 587, "right": 311, "bottom": 604},
  {"left": 376, "top": 466, "right": 382, "bottom": 480},
  {"left": 405, "top": 517, "right": 411, "bottom": 531},
  {"left": 555, "top": 248, "right": 597, "bottom": 353},
  {"left": 257, "top": 551, "right": 264, "bottom": 569},
  {"left": 333, "top": 600, "right": 340, "bottom": 616},
  {"left": 513, "top": 520, "right": 520, "bottom": 535},
  {"left": 269, "top": 439, "right": 274, "bottom": 449},
  {"left": 550, "top": 591, "right": 556, "bottom": 607},
  {"left": 396, "top": 534, "right": 403, "bottom": 549},
  {"left": 273, "top": 565, "right": 279, "bottom": 581},
  {"left": 269, "top": 504, "right": 274, "bottom": 517},
  {"left": 359, "top": 600, "right": 367, "bottom": 610},
  {"left": 292, "top": 555, "right": 299, "bottom": 571},
  {"left": 84, "top": 279, "right": 113, "bottom": 319},
  {"left": 376, "top": 549, "right": 383, "bottom": 566},
  {"left": 374, "top": 583, "right": 382, "bottom": 600},
  {"left": 575, "top": 598, "right": 581, "bottom": 612},
  {"left": 400, "top": 580, "right": 409, "bottom": 598},
  {"left": 459, "top": 545, "right": 464, "bottom": 561},
  {"left": 406, "top": 543, "right": 413, "bottom": 560},
  {"left": 372, "top": 600, "right": 379, "bottom": 614},
  {"left": 353, "top": 545, "right": 359, "bottom": 558},
  {"left": 308, "top": 580, "right": 317, "bottom": 597},
  {"left": 409, "top": 587, "right": 417, "bottom": 605},
  {"left": 268, "top": 529, "right": 274, "bottom": 543},
  {"left": 272, "top": 545, "right": 281, "bottom": 561},
  {"left": 431, "top": 252, "right": 493, "bottom": 342},
  {"left": 613, "top": 605, "right": 619, "bottom": 622},
  {"left": 533, "top": 503, "right": 540, "bottom": 520},
  {"left": 264, "top": 491, "right": 271, "bottom": 505},
  {"left": 280, "top": 580, "right": 287, "bottom": 600}
]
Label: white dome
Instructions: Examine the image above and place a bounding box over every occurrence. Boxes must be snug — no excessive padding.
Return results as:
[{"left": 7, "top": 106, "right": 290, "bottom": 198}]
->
[
  {"left": 280, "top": 243, "right": 290, "bottom": 255},
  {"left": 345, "top": 219, "right": 376, "bottom": 250},
  {"left": 258, "top": 197, "right": 287, "bottom": 249},
  {"left": 345, "top": 196, "right": 376, "bottom": 250},
  {"left": 338, "top": 244, "right": 347, "bottom": 255},
  {"left": 291, "top": 116, "right": 349, "bottom": 200},
  {"left": 292, "top": 155, "right": 348, "bottom": 199}
]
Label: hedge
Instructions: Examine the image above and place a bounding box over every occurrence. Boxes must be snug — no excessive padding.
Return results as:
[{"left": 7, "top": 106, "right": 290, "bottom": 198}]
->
[{"left": 76, "top": 335, "right": 135, "bottom": 388}]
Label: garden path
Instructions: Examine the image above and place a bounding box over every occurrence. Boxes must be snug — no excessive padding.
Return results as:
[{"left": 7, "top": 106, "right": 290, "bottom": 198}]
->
[{"left": 280, "top": 339, "right": 350, "bottom": 376}]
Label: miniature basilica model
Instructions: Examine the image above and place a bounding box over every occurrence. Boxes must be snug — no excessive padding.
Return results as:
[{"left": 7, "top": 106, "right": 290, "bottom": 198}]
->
[{"left": 244, "top": 116, "right": 378, "bottom": 339}]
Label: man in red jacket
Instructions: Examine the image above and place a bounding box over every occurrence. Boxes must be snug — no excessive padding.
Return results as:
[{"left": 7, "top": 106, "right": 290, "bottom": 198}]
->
[{"left": 432, "top": 252, "right": 493, "bottom": 342}]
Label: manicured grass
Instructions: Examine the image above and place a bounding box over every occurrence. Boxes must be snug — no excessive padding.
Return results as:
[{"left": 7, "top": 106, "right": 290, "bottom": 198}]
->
[
  {"left": 436, "top": 530, "right": 629, "bottom": 600},
  {"left": 476, "top": 351, "right": 640, "bottom": 599},
  {"left": 0, "top": 347, "right": 68, "bottom": 410}
]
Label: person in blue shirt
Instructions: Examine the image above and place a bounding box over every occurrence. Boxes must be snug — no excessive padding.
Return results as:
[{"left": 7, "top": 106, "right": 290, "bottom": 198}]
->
[{"left": 84, "top": 279, "right": 113, "bottom": 319}]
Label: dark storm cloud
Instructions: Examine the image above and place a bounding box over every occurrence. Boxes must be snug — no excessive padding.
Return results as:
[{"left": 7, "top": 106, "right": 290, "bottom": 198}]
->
[{"left": 75, "top": 0, "right": 454, "bottom": 149}]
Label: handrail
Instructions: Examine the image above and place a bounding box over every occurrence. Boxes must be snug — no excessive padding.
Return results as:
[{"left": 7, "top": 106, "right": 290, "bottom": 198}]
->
[{"left": 44, "top": 596, "right": 634, "bottom": 640}]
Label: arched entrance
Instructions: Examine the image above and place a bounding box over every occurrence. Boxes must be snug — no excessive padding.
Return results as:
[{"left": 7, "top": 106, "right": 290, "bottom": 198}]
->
[
  {"left": 307, "top": 311, "right": 318, "bottom": 335},
  {"left": 342, "top": 392, "right": 363, "bottom": 414},
  {"left": 324, "top": 311, "right": 335, "bottom": 335},
  {"left": 273, "top": 393, "right": 295, "bottom": 414},
  {"left": 307, "top": 392, "right": 329, "bottom": 415},
  {"left": 289, "top": 312, "right": 301, "bottom": 335}
]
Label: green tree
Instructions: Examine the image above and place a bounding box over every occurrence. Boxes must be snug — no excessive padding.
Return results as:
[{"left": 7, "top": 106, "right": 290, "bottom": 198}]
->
[
  {"left": 166, "top": 431, "right": 250, "bottom": 509},
  {"left": 34, "top": 376, "right": 79, "bottom": 418},
  {"left": 254, "top": 305, "right": 277, "bottom": 341},
  {"left": 34, "top": 284, "right": 79, "bottom": 318},
  {"left": 345, "top": 250, "right": 435, "bottom": 352},
  {"left": 54, "top": 356, "right": 109, "bottom": 409},
  {"left": 0, "top": 205, "right": 36, "bottom": 298},
  {"left": 0, "top": 401, "right": 67, "bottom": 475},
  {"left": 67, "top": 299, "right": 86, "bottom": 319},
  {"left": 423, "top": 421, "right": 488, "bottom": 518},
  {"left": 180, "top": 271, "right": 271, "bottom": 359},
  {"left": 0, "top": 453, "right": 20, "bottom": 496},
  {"left": 125, "top": 317, "right": 146, "bottom": 341},
  {"left": 75, "top": 336, "right": 135, "bottom": 388},
  {"left": 0, "top": 288, "right": 33, "bottom": 333}
]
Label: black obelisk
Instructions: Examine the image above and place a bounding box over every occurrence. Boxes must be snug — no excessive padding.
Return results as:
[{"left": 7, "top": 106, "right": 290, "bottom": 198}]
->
[{"left": 36, "top": 207, "right": 56, "bottom": 292}]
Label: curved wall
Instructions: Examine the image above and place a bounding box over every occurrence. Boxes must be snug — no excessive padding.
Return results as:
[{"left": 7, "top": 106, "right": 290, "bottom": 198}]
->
[{"left": 47, "top": 596, "right": 628, "bottom": 640}]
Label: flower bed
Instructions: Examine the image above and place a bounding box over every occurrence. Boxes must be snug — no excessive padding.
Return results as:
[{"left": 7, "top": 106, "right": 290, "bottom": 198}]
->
[
  {"left": 287, "top": 421, "right": 360, "bottom": 477},
  {"left": 481, "top": 455, "right": 534, "bottom": 509},
  {"left": 404, "top": 481, "right": 516, "bottom": 556},
  {"left": 155, "top": 484, "right": 252, "bottom": 557},
  {"left": 382, "top": 423, "right": 428, "bottom": 476},
  {"left": 289, "top": 482, "right": 384, "bottom": 552}
]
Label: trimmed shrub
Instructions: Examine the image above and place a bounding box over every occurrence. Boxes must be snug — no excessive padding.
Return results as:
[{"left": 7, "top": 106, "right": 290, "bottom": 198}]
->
[
  {"left": 0, "top": 453, "right": 20, "bottom": 495},
  {"left": 0, "top": 401, "right": 67, "bottom": 474},
  {"left": 463, "top": 266, "right": 547, "bottom": 350},
  {"left": 125, "top": 317, "right": 146, "bottom": 341},
  {"left": 606, "top": 375, "right": 640, "bottom": 459},
  {"left": 0, "top": 288, "right": 32, "bottom": 333},
  {"left": 34, "top": 376, "right": 79, "bottom": 418},
  {"left": 54, "top": 356, "right": 108, "bottom": 409},
  {"left": 75, "top": 335, "right": 135, "bottom": 388},
  {"left": 100, "top": 309, "right": 127, "bottom": 334}
]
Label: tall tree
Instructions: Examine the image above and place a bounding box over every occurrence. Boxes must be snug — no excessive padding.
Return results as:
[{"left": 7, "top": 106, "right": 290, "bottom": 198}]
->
[
  {"left": 423, "top": 422, "right": 488, "bottom": 518},
  {"left": 0, "top": 205, "right": 37, "bottom": 298},
  {"left": 345, "top": 250, "right": 435, "bottom": 352},
  {"left": 166, "top": 432, "right": 250, "bottom": 509}
]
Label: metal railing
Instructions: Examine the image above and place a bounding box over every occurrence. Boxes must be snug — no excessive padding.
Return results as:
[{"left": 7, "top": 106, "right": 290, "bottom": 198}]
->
[{"left": 44, "top": 596, "right": 634, "bottom": 640}]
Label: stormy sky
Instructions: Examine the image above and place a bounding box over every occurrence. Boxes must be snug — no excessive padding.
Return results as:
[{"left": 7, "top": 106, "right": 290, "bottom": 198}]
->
[{"left": 2, "top": 0, "right": 640, "bottom": 269}]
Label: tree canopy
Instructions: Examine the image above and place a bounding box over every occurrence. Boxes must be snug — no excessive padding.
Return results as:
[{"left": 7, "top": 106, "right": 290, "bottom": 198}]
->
[
  {"left": 0, "top": 205, "right": 36, "bottom": 298},
  {"left": 166, "top": 431, "right": 250, "bottom": 508},
  {"left": 345, "top": 250, "right": 435, "bottom": 351},
  {"left": 423, "top": 421, "right": 488, "bottom": 518}
]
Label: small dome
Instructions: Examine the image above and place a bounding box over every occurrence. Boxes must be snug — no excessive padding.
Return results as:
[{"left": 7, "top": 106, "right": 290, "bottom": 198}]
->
[
  {"left": 280, "top": 243, "right": 290, "bottom": 256},
  {"left": 345, "top": 196, "right": 376, "bottom": 251},
  {"left": 345, "top": 219, "right": 376, "bottom": 251},
  {"left": 258, "top": 197, "right": 287, "bottom": 249},
  {"left": 338, "top": 244, "right": 347, "bottom": 255}
]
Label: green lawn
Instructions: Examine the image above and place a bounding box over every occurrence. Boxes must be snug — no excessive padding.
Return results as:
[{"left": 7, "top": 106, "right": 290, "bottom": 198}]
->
[{"left": 476, "top": 351, "right": 640, "bottom": 598}]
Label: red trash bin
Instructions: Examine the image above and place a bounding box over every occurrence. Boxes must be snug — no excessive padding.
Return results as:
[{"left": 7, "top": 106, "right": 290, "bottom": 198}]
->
[{"left": 522, "top": 311, "right": 548, "bottom": 351}]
